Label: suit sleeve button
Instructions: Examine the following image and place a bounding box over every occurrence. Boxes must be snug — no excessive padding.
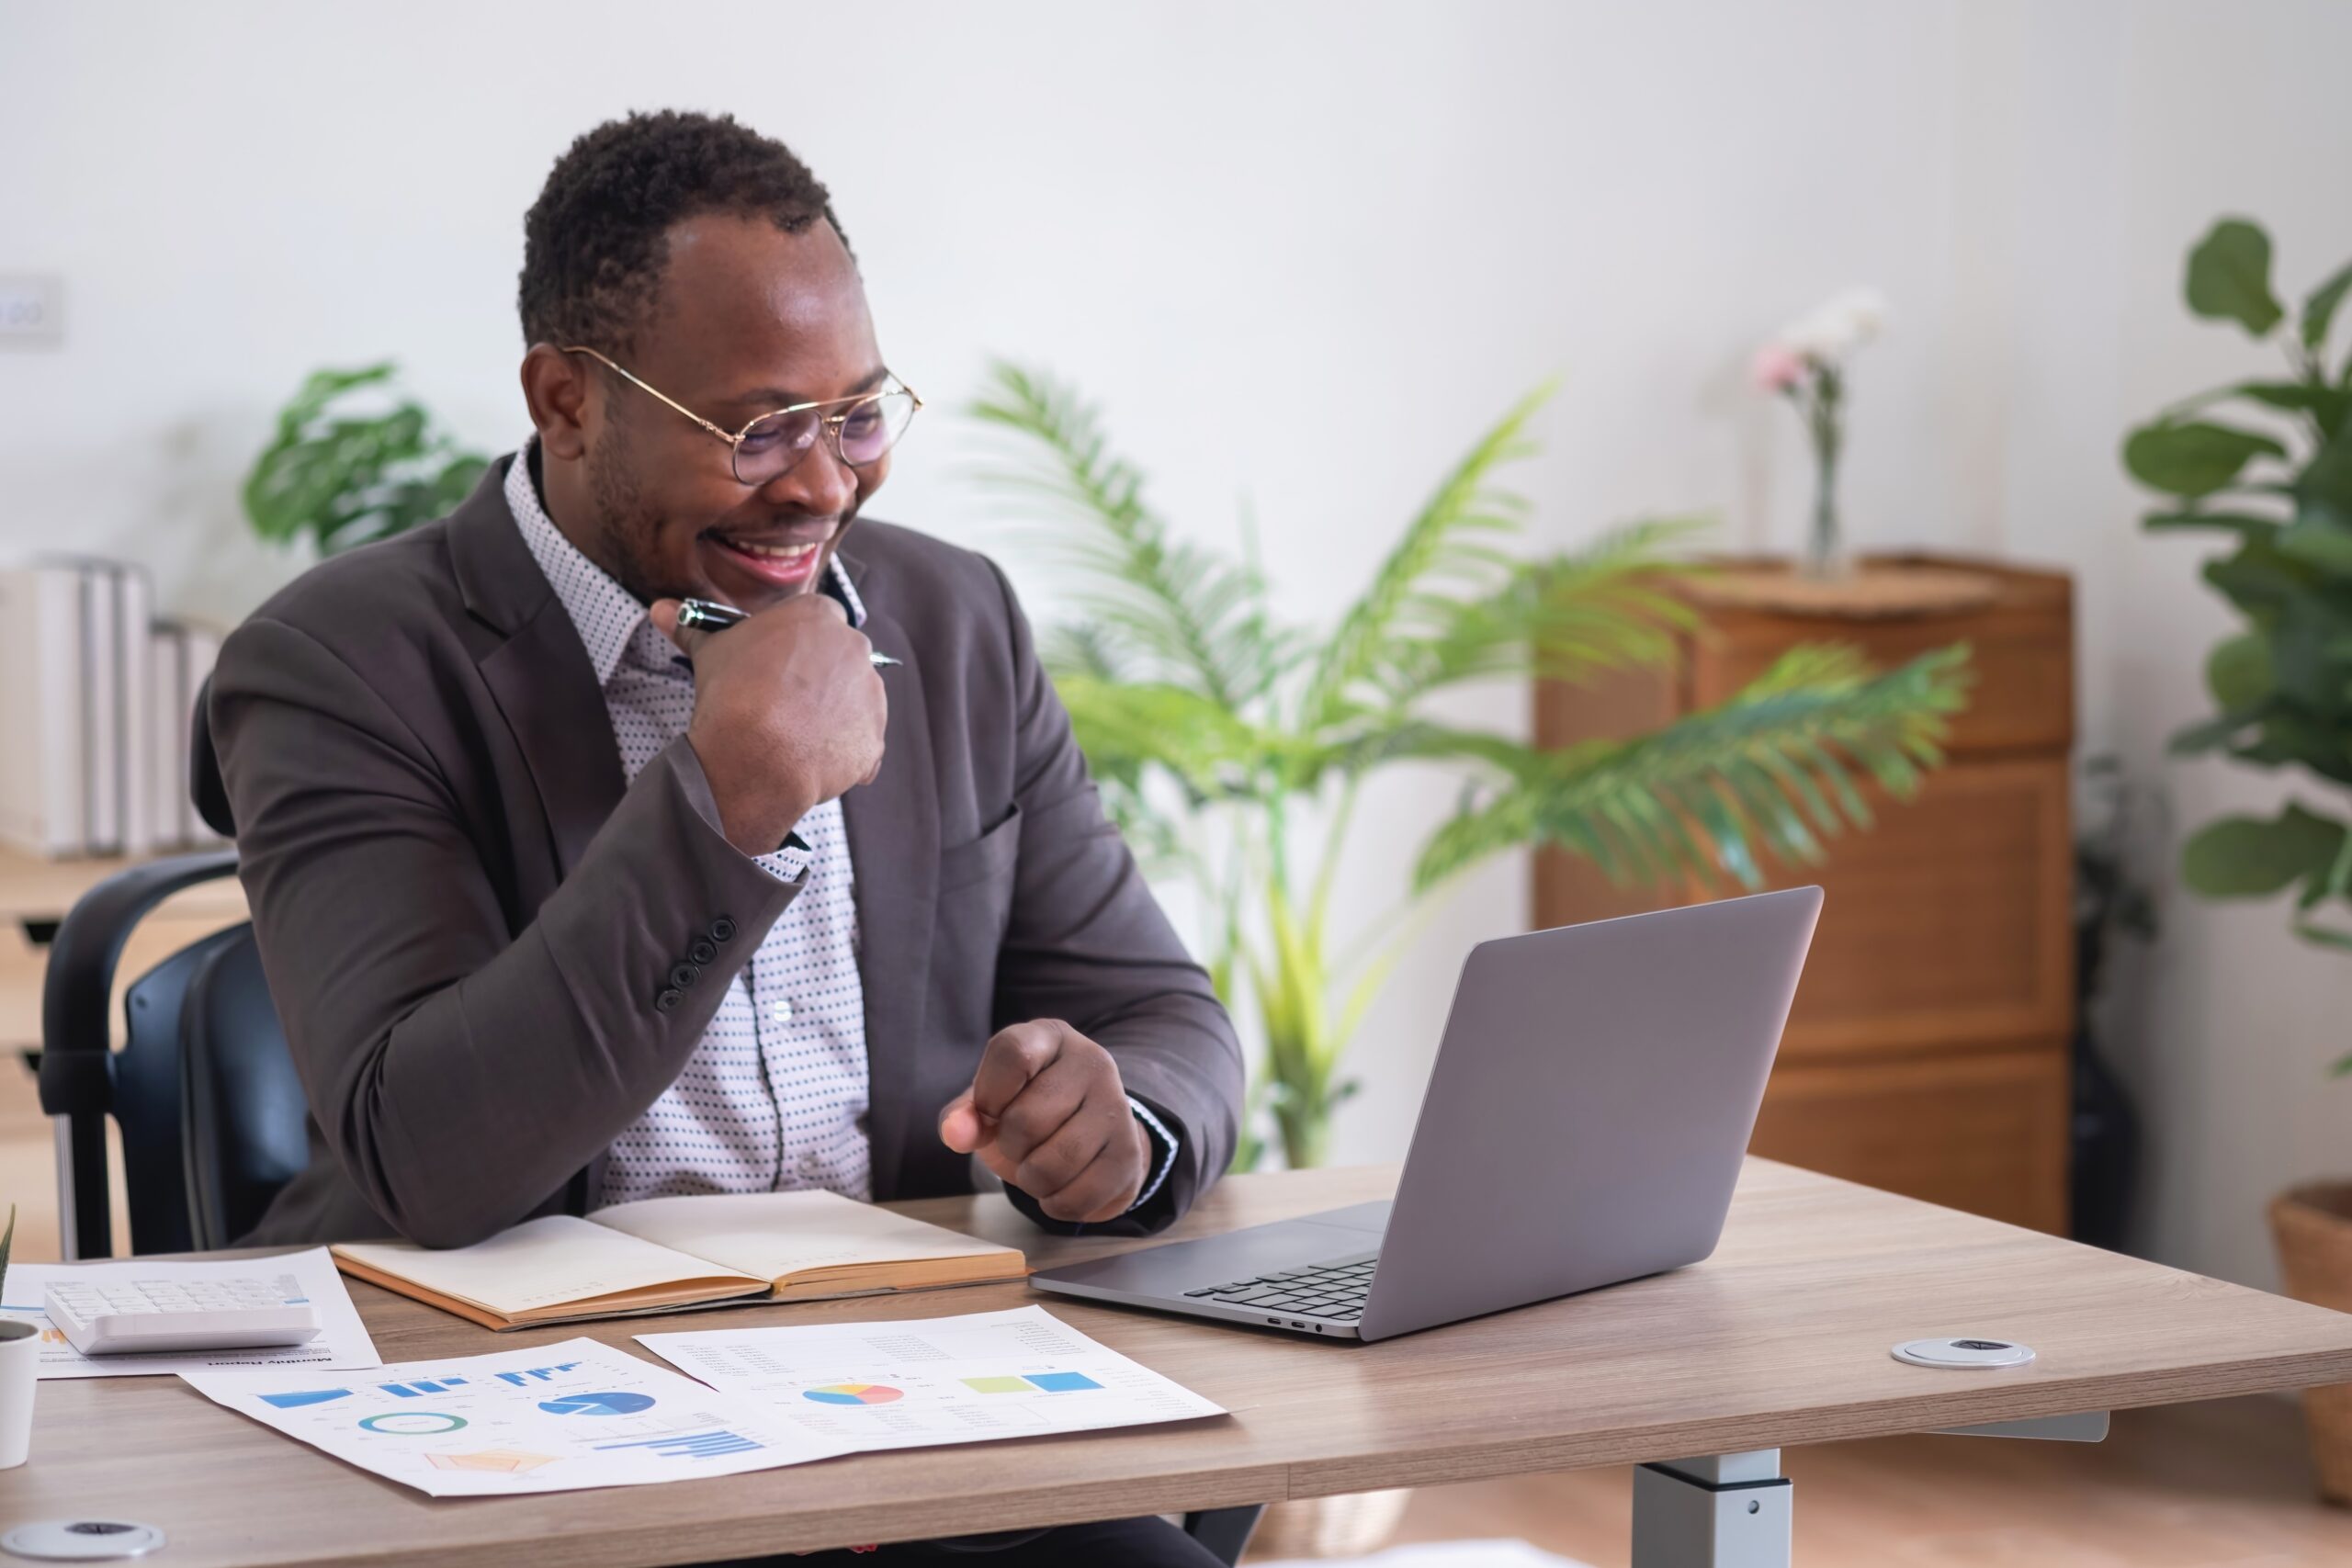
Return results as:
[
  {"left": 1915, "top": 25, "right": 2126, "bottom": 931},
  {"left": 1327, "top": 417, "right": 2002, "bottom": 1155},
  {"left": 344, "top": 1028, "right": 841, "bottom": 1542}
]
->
[
  {"left": 688, "top": 938, "right": 718, "bottom": 965},
  {"left": 710, "top": 918, "right": 737, "bottom": 943},
  {"left": 669, "top": 962, "right": 701, "bottom": 988},
  {"left": 655, "top": 987, "right": 684, "bottom": 1013}
]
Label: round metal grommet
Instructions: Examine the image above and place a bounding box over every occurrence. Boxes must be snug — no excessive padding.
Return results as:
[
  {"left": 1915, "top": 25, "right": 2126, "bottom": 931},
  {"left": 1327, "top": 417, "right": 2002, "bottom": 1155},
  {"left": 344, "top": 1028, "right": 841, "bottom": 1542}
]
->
[
  {"left": 2, "top": 1520, "right": 167, "bottom": 1561},
  {"left": 1892, "top": 1337, "right": 2036, "bottom": 1369}
]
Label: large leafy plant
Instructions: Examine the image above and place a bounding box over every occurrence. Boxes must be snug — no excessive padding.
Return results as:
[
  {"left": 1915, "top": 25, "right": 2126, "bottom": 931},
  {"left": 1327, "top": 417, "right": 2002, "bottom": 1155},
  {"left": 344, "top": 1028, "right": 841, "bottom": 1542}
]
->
[
  {"left": 244, "top": 363, "right": 488, "bottom": 555},
  {"left": 2125, "top": 219, "right": 2352, "bottom": 1073},
  {"left": 975, "top": 363, "right": 1971, "bottom": 1168},
  {"left": 2135, "top": 220, "right": 2352, "bottom": 1066}
]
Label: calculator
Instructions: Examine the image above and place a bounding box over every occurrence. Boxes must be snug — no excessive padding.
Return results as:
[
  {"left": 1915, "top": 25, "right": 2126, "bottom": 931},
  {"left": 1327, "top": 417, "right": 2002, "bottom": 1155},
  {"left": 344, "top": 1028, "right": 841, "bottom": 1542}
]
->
[{"left": 43, "top": 1273, "right": 324, "bottom": 1357}]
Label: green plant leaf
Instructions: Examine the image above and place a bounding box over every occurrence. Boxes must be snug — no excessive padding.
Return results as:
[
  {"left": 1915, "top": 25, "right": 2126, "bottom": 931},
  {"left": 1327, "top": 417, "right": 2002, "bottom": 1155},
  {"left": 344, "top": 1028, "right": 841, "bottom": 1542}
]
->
[
  {"left": 2179, "top": 805, "right": 2345, "bottom": 897},
  {"left": 2207, "top": 633, "right": 2274, "bottom": 710},
  {"left": 2123, "top": 420, "right": 2288, "bottom": 497},
  {"left": 1411, "top": 644, "right": 1972, "bottom": 893},
  {"left": 1296, "top": 383, "right": 1553, "bottom": 728},
  {"left": 2304, "top": 259, "right": 2352, "bottom": 354},
  {"left": 2186, "top": 219, "right": 2285, "bottom": 337},
  {"left": 243, "top": 365, "right": 487, "bottom": 554},
  {"left": 970, "top": 361, "right": 1295, "bottom": 709},
  {"left": 2143, "top": 508, "right": 2284, "bottom": 537},
  {"left": 2301, "top": 427, "right": 2352, "bottom": 515}
]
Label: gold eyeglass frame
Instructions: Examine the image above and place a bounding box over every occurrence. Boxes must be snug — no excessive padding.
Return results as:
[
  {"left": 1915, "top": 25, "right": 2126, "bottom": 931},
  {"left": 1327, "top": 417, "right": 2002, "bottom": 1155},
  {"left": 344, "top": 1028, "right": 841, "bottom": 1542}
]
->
[{"left": 560, "top": 344, "right": 922, "bottom": 482}]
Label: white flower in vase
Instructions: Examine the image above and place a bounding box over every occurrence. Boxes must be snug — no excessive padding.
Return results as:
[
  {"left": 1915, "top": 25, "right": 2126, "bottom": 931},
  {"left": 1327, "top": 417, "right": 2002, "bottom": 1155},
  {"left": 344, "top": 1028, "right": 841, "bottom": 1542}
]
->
[{"left": 1756, "top": 288, "right": 1890, "bottom": 579}]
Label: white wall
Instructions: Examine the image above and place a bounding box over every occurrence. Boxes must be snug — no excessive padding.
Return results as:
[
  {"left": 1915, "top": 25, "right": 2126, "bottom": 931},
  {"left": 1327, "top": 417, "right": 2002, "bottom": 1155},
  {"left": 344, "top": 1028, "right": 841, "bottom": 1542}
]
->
[{"left": 6, "top": 0, "right": 2351, "bottom": 1289}]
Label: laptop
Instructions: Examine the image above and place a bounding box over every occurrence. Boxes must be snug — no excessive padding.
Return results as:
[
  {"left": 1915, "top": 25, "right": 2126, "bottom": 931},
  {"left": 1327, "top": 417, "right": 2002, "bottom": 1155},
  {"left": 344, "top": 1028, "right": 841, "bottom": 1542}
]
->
[{"left": 1029, "top": 886, "right": 1823, "bottom": 1342}]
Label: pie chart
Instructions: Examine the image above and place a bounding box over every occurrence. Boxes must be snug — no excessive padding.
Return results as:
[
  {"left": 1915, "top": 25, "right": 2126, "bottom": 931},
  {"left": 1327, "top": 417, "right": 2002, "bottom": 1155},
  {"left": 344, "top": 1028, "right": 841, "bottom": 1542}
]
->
[
  {"left": 803, "top": 1383, "right": 904, "bottom": 1406},
  {"left": 537, "top": 1391, "right": 656, "bottom": 1416}
]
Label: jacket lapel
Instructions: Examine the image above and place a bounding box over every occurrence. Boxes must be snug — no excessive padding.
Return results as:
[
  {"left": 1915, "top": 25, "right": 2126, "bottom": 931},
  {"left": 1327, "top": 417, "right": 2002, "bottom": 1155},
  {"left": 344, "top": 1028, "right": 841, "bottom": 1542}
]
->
[
  {"left": 448, "top": 457, "right": 627, "bottom": 883},
  {"left": 840, "top": 591, "right": 939, "bottom": 1201}
]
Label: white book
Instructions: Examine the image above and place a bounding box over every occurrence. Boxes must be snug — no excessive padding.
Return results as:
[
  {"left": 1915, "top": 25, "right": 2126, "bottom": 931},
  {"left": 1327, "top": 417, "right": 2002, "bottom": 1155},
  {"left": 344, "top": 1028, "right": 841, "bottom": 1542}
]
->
[
  {"left": 179, "top": 624, "right": 223, "bottom": 845},
  {"left": 0, "top": 564, "right": 89, "bottom": 857},
  {"left": 116, "top": 567, "right": 154, "bottom": 857},
  {"left": 76, "top": 564, "right": 120, "bottom": 855},
  {"left": 147, "top": 621, "right": 188, "bottom": 850}
]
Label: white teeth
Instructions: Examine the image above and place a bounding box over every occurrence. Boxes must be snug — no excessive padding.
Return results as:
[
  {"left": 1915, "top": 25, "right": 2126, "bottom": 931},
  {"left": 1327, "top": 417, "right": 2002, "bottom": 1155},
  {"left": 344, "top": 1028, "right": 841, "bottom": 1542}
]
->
[{"left": 729, "top": 540, "right": 818, "bottom": 559}]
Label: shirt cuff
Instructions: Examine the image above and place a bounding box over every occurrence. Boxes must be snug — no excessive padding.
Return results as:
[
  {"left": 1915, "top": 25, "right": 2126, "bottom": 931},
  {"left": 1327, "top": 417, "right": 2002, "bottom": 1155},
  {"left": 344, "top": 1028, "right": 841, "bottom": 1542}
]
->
[{"left": 1125, "top": 1096, "right": 1180, "bottom": 1213}]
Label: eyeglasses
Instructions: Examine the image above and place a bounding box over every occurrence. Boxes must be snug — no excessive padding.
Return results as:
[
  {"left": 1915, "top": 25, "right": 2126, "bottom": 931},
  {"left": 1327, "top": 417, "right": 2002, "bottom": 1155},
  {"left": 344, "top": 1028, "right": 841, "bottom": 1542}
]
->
[{"left": 560, "top": 345, "right": 922, "bottom": 487}]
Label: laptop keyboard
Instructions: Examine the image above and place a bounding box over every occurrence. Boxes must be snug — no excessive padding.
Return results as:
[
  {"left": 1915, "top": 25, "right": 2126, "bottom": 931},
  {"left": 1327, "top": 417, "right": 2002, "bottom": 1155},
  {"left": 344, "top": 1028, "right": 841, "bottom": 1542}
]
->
[{"left": 1181, "top": 1251, "right": 1378, "bottom": 1323}]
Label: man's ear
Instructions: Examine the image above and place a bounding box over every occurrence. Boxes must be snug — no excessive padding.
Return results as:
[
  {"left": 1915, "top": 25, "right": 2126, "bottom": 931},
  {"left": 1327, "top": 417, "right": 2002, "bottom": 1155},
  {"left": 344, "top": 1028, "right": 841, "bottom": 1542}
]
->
[{"left": 519, "top": 344, "right": 594, "bottom": 462}]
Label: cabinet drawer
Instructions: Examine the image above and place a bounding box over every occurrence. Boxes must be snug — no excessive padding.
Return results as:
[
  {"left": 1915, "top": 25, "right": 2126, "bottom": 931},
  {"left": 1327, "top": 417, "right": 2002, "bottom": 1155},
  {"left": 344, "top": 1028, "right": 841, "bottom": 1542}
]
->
[
  {"left": 1774, "top": 756, "right": 2072, "bottom": 1058},
  {"left": 1749, "top": 1047, "right": 2068, "bottom": 1232}
]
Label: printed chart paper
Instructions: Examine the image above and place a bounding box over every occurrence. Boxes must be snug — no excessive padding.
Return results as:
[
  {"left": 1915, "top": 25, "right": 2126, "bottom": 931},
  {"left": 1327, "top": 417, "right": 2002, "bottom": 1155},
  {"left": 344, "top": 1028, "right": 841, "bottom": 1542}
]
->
[
  {"left": 1, "top": 1247, "right": 380, "bottom": 1381},
  {"left": 638, "top": 1304, "right": 1226, "bottom": 1452},
  {"left": 181, "top": 1336, "right": 849, "bottom": 1495}
]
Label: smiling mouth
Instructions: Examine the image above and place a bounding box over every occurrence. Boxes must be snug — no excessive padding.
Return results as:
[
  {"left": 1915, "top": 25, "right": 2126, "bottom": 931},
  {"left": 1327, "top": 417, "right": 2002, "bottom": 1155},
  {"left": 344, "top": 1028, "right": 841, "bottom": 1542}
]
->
[{"left": 706, "top": 530, "right": 831, "bottom": 588}]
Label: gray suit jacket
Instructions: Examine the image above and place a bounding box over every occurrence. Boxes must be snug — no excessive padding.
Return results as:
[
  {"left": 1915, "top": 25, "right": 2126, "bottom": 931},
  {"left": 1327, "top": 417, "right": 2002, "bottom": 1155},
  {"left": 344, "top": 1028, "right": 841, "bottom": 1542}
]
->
[{"left": 210, "top": 457, "right": 1242, "bottom": 1248}]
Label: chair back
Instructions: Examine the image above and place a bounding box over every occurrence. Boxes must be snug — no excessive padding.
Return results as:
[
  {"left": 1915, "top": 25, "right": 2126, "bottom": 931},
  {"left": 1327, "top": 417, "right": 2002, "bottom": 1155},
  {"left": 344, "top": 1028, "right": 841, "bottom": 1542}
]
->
[
  {"left": 181, "top": 931, "right": 309, "bottom": 1247},
  {"left": 39, "top": 851, "right": 309, "bottom": 1256}
]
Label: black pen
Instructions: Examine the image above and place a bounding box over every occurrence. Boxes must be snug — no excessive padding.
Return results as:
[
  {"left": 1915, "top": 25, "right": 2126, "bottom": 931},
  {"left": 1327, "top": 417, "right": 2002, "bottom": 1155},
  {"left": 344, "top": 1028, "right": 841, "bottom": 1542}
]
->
[{"left": 674, "top": 598, "right": 902, "bottom": 667}]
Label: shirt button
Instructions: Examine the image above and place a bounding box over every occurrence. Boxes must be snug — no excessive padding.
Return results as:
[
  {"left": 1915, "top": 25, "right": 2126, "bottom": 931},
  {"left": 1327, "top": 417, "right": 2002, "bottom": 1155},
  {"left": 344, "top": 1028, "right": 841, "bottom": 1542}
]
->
[{"left": 771, "top": 1000, "right": 794, "bottom": 1023}]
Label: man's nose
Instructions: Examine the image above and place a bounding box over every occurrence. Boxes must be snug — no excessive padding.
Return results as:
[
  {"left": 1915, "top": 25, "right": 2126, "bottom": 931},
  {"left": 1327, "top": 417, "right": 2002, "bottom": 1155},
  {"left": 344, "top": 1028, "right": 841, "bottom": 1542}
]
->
[{"left": 763, "top": 439, "right": 858, "bottom": 517}]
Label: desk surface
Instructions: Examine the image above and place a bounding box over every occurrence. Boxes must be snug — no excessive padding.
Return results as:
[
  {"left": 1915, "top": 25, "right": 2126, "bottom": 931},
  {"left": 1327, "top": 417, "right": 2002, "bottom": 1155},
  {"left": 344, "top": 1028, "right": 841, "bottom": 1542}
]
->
[{"left": 6, "top": 1160, "right": 2350, "bottom": 1567}]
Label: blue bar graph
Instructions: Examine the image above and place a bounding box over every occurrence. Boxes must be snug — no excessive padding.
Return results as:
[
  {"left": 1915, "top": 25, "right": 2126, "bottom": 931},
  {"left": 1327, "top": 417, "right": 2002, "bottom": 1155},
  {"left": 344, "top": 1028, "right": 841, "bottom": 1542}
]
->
[
  {"left": 495, "top": 1362, "right": 584, "bottom": 1386},
  {"left": 379, "top": 1377, "right": 469, "bottom": 1398},
  {"left": 593, "top": 1428, "right": 764, "bottom": 1460}
]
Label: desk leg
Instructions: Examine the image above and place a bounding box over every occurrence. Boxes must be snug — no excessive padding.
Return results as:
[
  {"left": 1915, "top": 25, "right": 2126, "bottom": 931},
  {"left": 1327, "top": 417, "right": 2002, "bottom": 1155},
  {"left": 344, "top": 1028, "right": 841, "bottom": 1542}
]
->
[{"left": 1631, "top": 1450, "right": 1791, "bottom": 1568}]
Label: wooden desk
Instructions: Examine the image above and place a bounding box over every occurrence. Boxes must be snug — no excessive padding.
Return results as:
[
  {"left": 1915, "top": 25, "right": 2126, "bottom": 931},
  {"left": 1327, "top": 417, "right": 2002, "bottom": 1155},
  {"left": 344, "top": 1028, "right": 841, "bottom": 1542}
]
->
[{"left": 5, "top": 1161, "right": 2350, "bottom": 1567}]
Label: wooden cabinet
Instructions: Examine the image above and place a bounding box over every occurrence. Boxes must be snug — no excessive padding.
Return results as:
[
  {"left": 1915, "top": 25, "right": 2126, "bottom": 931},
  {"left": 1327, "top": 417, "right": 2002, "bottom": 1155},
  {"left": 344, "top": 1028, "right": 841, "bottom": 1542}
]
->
[{"left": 1532, "top": 555, "right": 2074, "bottom": 1231}]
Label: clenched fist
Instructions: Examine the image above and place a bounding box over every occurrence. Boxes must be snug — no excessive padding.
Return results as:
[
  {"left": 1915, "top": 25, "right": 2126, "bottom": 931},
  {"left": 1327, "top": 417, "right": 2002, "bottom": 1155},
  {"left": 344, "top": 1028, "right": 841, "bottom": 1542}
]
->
[{"left": 651, "top": 594, "right": 887, "bottom": 855}]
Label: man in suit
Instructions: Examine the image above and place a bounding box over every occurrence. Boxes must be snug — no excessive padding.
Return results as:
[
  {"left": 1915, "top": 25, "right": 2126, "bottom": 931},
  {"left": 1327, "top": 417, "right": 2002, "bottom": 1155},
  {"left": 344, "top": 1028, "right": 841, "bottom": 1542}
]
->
[{"left": 209, "top": 110, "right": 1245, "bottom": 1565}]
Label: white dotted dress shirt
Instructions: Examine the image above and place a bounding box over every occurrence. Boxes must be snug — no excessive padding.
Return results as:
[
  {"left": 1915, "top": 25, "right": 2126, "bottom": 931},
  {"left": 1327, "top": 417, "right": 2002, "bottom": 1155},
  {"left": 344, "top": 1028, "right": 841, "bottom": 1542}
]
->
[{"left": 504, "top": 448, "right": 1178, "bottom": 1215}]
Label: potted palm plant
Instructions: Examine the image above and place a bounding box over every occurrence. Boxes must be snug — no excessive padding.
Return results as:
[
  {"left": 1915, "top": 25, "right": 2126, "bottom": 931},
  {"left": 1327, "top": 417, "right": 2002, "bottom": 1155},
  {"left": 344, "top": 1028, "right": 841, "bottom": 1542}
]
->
[
  {"left": 2124, "top": 216, "right": 2352, "bottom": 1499},
  {"left": 974, "top": 364, "right": 1970, "bottom": 1175},
  {"left": 975, "top": 367, "right": 1968, "bottom": 1555},
  {"left": 974, "top": 365, "right": 1968, "bottom": 1556}
]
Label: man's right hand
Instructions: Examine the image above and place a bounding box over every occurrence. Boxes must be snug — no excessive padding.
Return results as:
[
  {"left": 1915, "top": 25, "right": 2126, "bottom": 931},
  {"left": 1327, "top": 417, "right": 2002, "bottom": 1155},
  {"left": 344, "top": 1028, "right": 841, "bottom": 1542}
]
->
[{"left": 650, "top": 594, "right": 888, "bottom": 856}]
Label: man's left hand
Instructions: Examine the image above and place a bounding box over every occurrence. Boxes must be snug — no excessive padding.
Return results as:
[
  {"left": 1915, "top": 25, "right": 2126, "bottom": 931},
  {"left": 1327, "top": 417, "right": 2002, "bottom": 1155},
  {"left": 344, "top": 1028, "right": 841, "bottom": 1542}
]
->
[{"left": 938, "top": 1020, "right": 1150, "bottom": 1223}]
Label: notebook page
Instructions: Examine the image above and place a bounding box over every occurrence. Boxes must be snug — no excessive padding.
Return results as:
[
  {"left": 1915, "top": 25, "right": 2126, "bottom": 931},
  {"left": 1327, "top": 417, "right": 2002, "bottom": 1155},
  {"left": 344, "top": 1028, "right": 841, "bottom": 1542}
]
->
[
  {"left": 589, "top": 1190, "right": 1016, "bottom": 1285},
  {"left": 334, "top": 1214, "right": 760, "bottom": 1316}
]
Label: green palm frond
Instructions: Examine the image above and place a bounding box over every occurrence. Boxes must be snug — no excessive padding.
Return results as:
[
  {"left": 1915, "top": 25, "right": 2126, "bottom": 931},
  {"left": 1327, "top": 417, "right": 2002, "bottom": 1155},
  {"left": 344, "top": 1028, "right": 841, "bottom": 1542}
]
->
[
  {"left": 971, "top": 362, "right": 1292, "bottom": 706},
  {"left": 1297, "top": 382, "right": 1555, "bottom": 728},
  {"left": 1412, "top": 644, "right": 1973, "bottom": 892},
  {"left": 1376, "top": 516, "right": 1707, "bottom": 704}
]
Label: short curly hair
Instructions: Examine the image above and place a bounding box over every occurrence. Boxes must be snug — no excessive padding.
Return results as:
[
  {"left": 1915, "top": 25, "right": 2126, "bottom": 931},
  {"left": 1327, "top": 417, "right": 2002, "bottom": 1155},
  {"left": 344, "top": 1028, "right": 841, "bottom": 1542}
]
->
[{"left": 518, "top": 109, "right": 849, "bottom": 353}]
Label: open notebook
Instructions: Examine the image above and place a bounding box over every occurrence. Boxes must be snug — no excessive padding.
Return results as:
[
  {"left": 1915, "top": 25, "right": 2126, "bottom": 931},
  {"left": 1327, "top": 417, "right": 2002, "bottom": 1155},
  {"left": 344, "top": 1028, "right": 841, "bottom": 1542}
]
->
[{"left": 332, "top": 1190, "right": 1027, "bottom": 1331}]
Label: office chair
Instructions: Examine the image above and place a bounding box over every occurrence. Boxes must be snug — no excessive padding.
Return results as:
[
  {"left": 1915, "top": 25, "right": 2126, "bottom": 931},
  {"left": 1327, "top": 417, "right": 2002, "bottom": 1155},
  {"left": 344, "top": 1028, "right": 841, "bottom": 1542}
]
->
[
  {"left": 30, "top": 684, "right": 1262, "bottom": 1562},
  {"left": 37, "top": 847, "right": 311, "bottom": 1260}
]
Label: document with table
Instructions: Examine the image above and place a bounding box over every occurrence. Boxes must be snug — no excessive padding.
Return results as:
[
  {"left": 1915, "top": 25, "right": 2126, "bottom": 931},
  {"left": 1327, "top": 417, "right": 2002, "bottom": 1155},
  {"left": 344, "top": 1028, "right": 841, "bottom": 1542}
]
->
[
  {"left": 180, "top": 1307, "right": 1222, "bottom": 1495},
  {"left": 637, "top": 1304, "right": 1228, "bottom": 1451},
  {"left": 181, "top": 1336, "right": 840, "bottom": 1496},
  {"left": 331, "top": 1189, "right": 1026, "bottom": 1329}
]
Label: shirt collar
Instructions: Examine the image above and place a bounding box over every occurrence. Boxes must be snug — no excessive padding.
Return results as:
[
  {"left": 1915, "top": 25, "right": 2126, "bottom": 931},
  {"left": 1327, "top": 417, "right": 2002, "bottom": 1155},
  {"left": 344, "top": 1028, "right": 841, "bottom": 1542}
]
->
[{"left": 504, "top": 441, "right": 868, "bottom": 690}]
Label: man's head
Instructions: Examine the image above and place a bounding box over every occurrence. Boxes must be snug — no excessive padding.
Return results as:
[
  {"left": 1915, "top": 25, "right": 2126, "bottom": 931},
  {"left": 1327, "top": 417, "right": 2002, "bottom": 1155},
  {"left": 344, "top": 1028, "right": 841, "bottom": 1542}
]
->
[{"left": 517, "top": 111, "right": 899, "bottom": 613}]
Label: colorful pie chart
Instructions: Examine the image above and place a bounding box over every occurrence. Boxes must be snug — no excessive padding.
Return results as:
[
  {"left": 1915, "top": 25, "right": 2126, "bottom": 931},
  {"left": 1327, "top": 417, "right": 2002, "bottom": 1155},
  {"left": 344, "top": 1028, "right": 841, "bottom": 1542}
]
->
[{"left": 803, "top": 1383, "right": 904, "bottom": 1406}]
